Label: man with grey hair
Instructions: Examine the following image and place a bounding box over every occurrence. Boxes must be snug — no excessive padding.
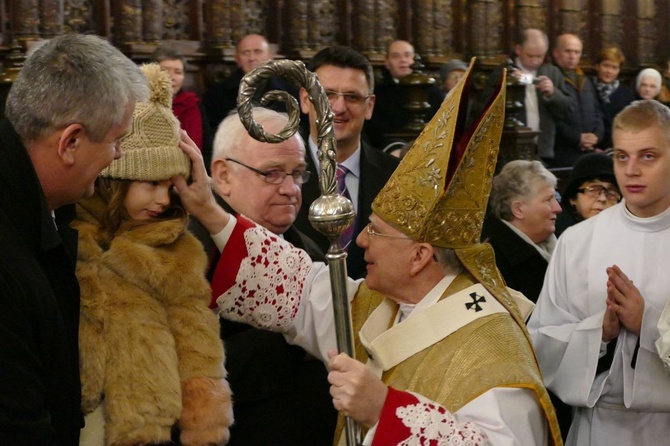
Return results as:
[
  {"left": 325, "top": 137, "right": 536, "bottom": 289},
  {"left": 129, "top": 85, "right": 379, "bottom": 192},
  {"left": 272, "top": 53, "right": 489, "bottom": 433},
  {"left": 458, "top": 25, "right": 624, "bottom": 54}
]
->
[
  {"left": 0, "top": 34, "right": 148, "bottom": 444},
  {"left": 188, "top": 108, "right": 337, "bottom": 445}
]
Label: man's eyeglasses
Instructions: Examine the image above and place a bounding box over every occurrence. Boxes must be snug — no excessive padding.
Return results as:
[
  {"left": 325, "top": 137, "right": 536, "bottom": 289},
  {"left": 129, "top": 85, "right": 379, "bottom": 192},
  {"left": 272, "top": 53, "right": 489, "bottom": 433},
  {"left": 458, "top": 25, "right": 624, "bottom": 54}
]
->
[
  {"left": 365, "top": 224, "right": 410, "bottom": 240},
  {"left": 225, "top": 158, "right": 311, "bottom": 185},
  {"left": 325, "top": 90, "right": 371, "bottom": 105},
  {"left": 577, "top": 184, "right": 621, "bottom": 202}
]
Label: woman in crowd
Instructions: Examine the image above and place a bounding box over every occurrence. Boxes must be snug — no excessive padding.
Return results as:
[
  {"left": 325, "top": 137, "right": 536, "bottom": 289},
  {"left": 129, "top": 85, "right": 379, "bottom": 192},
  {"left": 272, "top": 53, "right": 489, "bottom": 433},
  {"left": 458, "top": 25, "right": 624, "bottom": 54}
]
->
[
  {"left": 73, "top": 64, "right": 232, "bottom": 446},
  {"left": 591, "top": 47, "right": 635, "bottom": 149},
  {"left": 482, "top": 160, "right": 561, "bottom": 304},
  {"left": 635, "top": 68, "right": 663, "bottom": 100},
  {"left": 151, "top": 47, "right": 213, "bottom": 170},
  {"left": 482, "top": 160, "right": 571, "bottom": 441},
  {"left": 555, "top": 152, "right": 621, "bottom": 237}
]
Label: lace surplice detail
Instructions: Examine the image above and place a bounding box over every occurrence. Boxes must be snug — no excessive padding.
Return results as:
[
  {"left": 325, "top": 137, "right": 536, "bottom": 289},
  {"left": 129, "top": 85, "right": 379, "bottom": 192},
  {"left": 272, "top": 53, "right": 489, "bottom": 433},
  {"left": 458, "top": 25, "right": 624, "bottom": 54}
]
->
[
  {"left": 216, "top": 225, "right": 311, "bottom": 331},
  {"left": 395, "top": 399, "right": 488, "bottom": 446}
]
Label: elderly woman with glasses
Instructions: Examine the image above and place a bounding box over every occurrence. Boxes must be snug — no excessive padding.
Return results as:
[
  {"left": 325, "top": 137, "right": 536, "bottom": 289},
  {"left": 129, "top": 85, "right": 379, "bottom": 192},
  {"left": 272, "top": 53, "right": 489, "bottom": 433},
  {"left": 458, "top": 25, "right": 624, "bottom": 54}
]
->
[{"left": 555, "top": 152, "right": 621, "bottom": 237}]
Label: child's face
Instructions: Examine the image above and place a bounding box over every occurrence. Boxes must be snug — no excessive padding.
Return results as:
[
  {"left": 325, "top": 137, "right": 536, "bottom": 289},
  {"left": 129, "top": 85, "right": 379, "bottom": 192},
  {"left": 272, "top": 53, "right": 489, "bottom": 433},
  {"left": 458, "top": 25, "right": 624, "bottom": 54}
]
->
[{"left": 124, "top": 180, "right": 172, "bottom": 220}]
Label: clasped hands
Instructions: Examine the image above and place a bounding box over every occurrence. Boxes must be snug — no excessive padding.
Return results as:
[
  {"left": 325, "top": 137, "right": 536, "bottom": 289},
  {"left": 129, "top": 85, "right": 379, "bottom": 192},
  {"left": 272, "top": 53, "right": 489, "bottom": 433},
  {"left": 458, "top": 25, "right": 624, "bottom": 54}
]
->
[{"left": 603, "top": 265, "right": 645, "bottom": 342}]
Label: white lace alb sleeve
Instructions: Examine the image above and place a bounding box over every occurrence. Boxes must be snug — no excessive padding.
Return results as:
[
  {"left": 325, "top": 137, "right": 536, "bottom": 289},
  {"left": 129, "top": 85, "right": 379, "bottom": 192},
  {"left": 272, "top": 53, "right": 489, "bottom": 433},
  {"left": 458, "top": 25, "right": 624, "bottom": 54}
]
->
[{"left": 216, "top": 225, "right": 312, "bottom": 331}]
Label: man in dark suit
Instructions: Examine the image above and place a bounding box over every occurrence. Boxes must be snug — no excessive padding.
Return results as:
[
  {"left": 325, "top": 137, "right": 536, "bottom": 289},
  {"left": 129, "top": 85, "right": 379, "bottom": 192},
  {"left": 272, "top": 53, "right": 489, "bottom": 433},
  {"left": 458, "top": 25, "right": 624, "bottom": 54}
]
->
[
  {"left": 189, "top": 107, "right": 336, "bottom": 446},
  {"left": 201, "top": 34, "right": 298, "bottom": 132},
  {"left": 295, "top": 46, "right": 399, "bottom": 279},
  {"left": 364, "top": 40, "right": 446, "bottom": 149}
]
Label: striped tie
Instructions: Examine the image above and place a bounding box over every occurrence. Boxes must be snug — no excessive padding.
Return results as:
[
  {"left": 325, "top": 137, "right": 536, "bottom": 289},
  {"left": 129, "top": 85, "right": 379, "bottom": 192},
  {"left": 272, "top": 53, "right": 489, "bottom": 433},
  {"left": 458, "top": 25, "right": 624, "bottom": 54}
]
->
[{"left": 336, "top": 164, "right": 355, "bottom": 251}]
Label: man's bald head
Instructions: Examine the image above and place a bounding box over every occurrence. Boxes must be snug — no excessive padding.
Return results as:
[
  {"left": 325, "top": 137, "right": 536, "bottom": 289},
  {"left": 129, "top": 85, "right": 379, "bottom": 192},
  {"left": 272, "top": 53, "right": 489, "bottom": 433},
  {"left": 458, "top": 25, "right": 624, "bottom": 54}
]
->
[
  {"left": 514, "top": 29, "right": 549, "bottom": 71},
  {"left": 235, "top": 34, "right": 273, "bottom": 73},
  {"left": 553, "top": 33, "right": 583, "bottom": 72}
]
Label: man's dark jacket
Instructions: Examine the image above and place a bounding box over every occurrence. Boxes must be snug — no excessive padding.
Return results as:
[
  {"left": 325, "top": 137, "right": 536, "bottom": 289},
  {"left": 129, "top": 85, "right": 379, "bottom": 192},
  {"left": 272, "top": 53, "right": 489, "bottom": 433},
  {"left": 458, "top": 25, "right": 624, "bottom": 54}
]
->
[
  {"left": 294, "top": 139, "right": 399, "bottom": 279},
  {"left": 201, "top": 67, "right": 300, "bottom": 132},
  {"left": 188, "top": 196, "right": 337, "bottom": 446},
  {"left": 554, "top": 68, "right": 605, "bottom": 167},
  {"left": 0, "top": 119, "right": 82, "bottom": 445}
]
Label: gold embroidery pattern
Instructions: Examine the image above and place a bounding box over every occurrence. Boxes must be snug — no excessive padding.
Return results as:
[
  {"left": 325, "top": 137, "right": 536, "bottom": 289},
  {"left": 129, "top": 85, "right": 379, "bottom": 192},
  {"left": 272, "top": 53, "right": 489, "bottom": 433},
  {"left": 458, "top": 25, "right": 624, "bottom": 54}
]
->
[{"left": 372, "top": 59, "right": 506, "bottom": 251}]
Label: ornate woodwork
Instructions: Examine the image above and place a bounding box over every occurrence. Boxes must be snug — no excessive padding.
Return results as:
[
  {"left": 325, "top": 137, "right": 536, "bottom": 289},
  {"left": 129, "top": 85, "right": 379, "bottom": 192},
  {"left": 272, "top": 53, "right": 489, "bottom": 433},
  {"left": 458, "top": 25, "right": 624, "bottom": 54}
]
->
[
  {"left": 2, "top": 0, "right": 669, "bottom": 70},
  {"left": 3, "top": 0, "right": 670, "bottom": 158}
]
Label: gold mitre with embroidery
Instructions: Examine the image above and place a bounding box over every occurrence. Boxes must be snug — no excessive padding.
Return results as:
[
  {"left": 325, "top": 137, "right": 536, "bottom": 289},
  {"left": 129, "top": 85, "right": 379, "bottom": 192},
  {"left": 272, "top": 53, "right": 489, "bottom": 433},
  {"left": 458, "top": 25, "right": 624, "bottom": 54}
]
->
[{"left": 372, "top": 58, "right": 505, "bottom": 249}]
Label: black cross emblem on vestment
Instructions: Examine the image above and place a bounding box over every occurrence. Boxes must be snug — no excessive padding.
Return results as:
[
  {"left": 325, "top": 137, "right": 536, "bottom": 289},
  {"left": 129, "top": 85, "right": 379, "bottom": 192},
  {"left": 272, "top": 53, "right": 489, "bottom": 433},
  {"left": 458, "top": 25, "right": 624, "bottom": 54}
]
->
[{"left": 465, "top": 292, "right": 486, "bottom": 312}]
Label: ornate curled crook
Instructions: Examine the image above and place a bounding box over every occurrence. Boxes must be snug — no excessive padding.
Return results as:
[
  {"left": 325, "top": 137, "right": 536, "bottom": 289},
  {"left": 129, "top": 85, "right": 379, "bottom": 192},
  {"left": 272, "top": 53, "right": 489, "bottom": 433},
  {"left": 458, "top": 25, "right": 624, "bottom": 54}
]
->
[{"left": 237, "top": 59, "right": 361, "bottom": 446}]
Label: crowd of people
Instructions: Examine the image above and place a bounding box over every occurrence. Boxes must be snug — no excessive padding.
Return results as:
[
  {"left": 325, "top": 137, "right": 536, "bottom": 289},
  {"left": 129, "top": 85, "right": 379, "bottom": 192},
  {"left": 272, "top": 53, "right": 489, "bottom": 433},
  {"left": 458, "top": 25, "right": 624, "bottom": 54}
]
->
[{"left": 2, "top": 29, "right": 670, "bottom": 446}]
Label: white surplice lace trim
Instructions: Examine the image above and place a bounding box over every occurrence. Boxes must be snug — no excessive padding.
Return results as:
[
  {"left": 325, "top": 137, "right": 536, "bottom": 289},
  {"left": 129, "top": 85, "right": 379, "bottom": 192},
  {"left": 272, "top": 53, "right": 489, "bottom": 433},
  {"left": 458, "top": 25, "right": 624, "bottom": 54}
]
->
[
  {"left": 216, "top": 225, "right": 311, "bottom": 331},
  {"left": 395, "top": 400, "right": 488, "bottom": 446}
]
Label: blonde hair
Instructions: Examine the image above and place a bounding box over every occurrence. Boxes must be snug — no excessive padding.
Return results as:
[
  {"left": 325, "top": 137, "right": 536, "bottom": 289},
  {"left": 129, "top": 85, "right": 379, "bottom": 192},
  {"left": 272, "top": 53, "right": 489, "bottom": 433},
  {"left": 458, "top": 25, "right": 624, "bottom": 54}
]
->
[{"left": 613, "top": 99, "right": 670, "bottom": 144}]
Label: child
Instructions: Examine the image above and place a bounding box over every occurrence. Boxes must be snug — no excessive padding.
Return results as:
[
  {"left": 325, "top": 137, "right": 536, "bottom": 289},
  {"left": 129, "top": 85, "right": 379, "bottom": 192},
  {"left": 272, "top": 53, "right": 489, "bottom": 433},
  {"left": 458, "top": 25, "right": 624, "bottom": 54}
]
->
[{"left": 72, "top": 64, "right": 233, "bottom": 446}]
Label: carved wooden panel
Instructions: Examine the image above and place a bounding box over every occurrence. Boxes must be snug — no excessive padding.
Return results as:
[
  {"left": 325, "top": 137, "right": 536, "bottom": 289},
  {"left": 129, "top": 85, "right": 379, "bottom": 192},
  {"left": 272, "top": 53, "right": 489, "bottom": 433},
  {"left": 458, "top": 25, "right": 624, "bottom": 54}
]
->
[
  {"left": 40, "top": 0, "right": 64, "bottom": 37},
  {"left": 283, "top": 0, "right": 337, "bottom": 57},
  {"left": 142, "top": 0, "right": 162, "bottom": 42},
  {"left": 599, "top": 0, "right": 623, "bottom": 48},
  {"left": 63, "top": 0, "right": 99, "bottom": 34},
  {"left": 556, "top": 0, "right": 587, "bottom": 45},
  {"left": 205, "top": 0, "right": 234, "bottom": 49},
  {"left": 412, "top": 0, "right": 453, "bottom": 58},
  {"left": 636, "top": 0, "right": 656, "bottom": 65},
  {"left": 515, "top": 0, "right": 547, "bottom": 32},
  {"left": 467, "top": 0, "right": 503, "bottom": 57},
  {"left": 2, "top": 0, "right": 670, "bottom": 73},
  {"left": 353, "top": 0, "right": 395, "bottom": 57},
  {"left": 229, "top": 0, "right": 268, "bottom": 43},
  {"left": 12, "top": 0, "right": 40, "bottom": 40},
  {"left": 113, "top": 0, "right": 142, "bottom": 44}
]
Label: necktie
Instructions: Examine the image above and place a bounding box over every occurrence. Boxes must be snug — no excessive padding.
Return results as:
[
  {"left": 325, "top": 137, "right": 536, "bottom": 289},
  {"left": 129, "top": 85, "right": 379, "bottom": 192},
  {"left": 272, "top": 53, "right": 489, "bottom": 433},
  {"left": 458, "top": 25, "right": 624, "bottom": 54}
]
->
[{"left": 336, "top": 164, "right": 355, "bottom": 250}]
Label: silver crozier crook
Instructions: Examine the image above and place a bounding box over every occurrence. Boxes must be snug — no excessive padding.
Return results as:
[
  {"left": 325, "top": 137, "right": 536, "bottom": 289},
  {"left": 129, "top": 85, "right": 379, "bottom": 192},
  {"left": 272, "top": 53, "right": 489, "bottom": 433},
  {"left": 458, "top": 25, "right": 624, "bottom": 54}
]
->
[{"left": 237, "top": 59, "right": 362, "bottom": 446}]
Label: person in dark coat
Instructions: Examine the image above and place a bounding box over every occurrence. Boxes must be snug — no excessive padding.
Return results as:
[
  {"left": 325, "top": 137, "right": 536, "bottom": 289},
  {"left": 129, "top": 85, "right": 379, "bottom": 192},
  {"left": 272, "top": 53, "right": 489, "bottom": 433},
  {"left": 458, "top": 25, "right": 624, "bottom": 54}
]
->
[
  {"left": 294, "top": 46, "right": 399, "bottom": 279},
  {"left": 482, "top": 159, "right": 574, "bottom": 441},
  {"left": 591, "top": 47, "right": 635, "bottom": 150},
  {"left": 555, "top": 152, "right": 621, "bottom": 237},
  {"left": 483, "top": 160, "right": 561, "bottom": 304},
  {"left": 201, "top": 34, "right": 299, "bottom": 133},
  {"left": 553, "top": 33, "right": 606, "bottom": 167},
  {"left": 364, "top": 40, "right": 446, "bottom": 149},
  {"left": 0, "top": 34, "right": 148, "bottom": 445},
  {"left": 189, "top": 107, "right": 337, "bottom": 446}
]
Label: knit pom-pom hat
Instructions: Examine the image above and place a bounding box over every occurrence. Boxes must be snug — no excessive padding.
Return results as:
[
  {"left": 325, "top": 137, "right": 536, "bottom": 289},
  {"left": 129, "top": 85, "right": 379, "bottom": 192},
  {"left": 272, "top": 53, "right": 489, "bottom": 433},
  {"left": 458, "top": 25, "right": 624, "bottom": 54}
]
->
[{"left": 100, "top": 63, "right": 191, "bottom": 181}]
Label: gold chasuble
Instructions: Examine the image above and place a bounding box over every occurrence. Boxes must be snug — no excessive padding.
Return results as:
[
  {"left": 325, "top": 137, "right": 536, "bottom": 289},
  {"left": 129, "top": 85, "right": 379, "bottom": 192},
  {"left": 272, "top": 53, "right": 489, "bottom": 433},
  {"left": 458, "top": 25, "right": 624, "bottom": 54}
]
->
[
  {"left": 332, "top": 58, "right": 562, "bottom": 445},
  {"left": 333, "top": 274, "right": 562, "bottom": 445}
]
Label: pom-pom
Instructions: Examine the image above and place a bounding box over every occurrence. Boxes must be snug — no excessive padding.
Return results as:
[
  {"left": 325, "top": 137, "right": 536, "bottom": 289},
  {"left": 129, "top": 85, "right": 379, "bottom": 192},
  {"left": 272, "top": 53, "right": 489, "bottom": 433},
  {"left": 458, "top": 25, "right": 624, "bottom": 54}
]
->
[{"left": 140, "top": 63, "right": 173, "bottom": 108}]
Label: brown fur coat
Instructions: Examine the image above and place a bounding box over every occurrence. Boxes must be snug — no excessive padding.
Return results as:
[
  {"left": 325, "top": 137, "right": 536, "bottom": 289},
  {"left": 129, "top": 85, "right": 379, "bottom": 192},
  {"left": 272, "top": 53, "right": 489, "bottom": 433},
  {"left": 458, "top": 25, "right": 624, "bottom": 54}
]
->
[{"left": 73, "top": 194, "right": 233, "bottom": 446}]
